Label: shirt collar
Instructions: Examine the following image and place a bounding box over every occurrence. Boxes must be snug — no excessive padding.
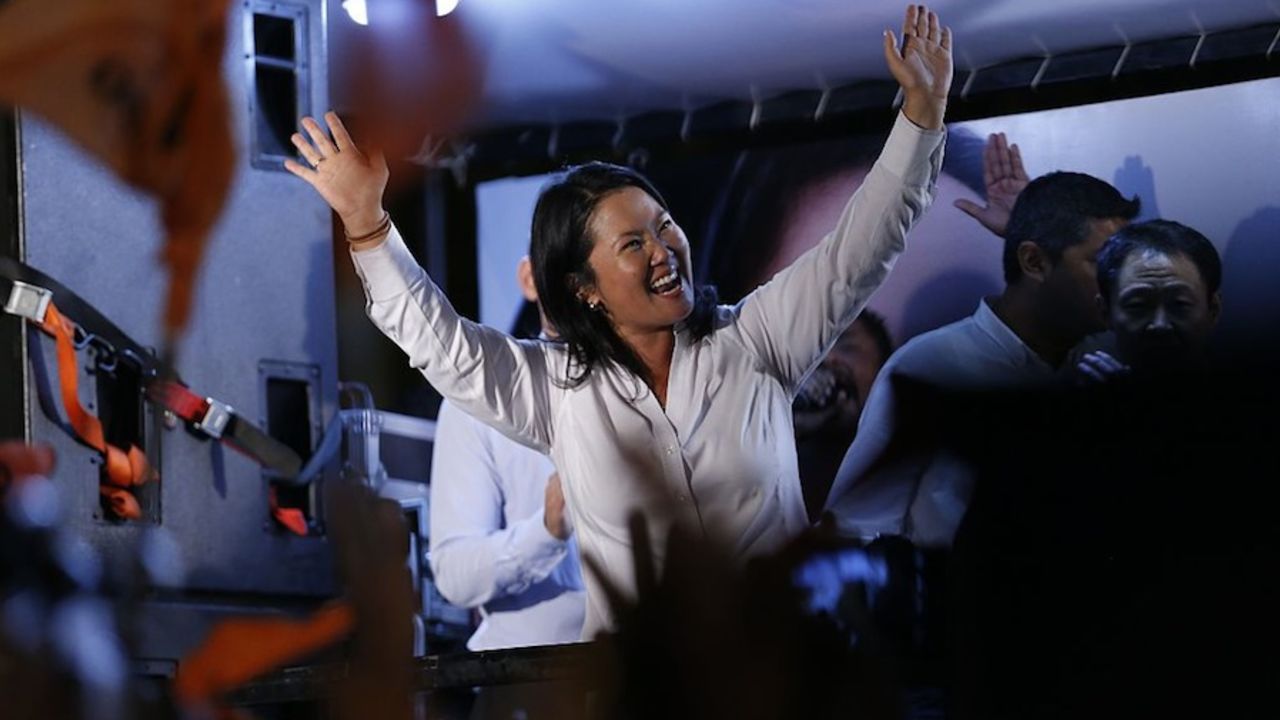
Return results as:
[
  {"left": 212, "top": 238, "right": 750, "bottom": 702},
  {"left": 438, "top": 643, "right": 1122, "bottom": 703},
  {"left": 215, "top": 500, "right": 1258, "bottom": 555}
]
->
[{"left": 972, "top": 298, "right": 1054, "bottom": 373}]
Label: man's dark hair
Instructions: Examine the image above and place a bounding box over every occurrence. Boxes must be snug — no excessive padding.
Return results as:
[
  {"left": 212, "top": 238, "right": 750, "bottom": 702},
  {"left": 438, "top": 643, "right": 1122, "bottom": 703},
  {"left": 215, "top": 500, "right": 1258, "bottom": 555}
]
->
[
  {"left": 1095, "top": 219, "right": 1222, "bottom": 304},
  {"left": 1003, "top": 171, "right": 1141, "bottom": 284},
  {"left": 530, "top": 161, "right": 718, "bottom": 387}
]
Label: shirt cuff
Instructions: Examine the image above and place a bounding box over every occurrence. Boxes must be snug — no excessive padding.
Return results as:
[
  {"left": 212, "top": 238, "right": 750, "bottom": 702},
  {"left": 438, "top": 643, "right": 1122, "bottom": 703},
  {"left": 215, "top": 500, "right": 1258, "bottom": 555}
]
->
[
  {"left": 507, "top": 507, "right": 570, "bottom": 577},
  {"left": 349, "top": 223, "right": 423, "bottom": 303},
  {"left": 877, "top": 110, "right": 946, "bottom": 181}
]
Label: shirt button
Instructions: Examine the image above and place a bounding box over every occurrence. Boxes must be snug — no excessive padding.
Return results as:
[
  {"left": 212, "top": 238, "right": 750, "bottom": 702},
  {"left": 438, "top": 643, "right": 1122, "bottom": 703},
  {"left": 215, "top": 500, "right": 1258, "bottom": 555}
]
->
[
  {"left": 677, "top": 494, "right": 687, "bottom": 502},
  {"left": 664, "top": 446, "right": 674, "bottom": 455}
]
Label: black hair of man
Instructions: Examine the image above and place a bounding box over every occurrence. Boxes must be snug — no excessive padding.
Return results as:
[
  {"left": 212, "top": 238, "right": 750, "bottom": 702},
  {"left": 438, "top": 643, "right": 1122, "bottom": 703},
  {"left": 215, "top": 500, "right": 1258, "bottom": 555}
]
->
[
  {"left": 1095, "top": 219, "right": 1222, "bottom": 305},
  {"left": 1002, "top": 171, "right": 1141, "bottom": 285}
]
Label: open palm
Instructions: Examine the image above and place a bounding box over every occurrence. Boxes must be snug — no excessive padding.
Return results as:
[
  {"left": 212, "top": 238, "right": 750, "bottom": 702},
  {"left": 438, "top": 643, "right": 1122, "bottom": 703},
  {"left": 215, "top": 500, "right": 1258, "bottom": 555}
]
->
[
  {"left": 955, "top": 132, "right": 1031, "bottom": 237},
  {"left": 884, "top": 5, "right": 953, "bottom": 102},
  {"left": 284, "top": 112, "right": 389, "bottom": 233}
]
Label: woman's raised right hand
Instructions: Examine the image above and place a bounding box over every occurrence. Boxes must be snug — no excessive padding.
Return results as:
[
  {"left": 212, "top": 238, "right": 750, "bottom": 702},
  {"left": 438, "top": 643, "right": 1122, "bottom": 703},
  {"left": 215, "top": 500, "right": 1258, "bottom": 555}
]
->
[{"left": 284, "top": 111, "right": 390, "bottom": 238}]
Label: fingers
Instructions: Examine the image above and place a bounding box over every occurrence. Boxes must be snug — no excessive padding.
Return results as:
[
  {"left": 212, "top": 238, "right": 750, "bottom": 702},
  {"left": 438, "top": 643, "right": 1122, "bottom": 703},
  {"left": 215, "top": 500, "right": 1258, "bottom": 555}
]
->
[
  {"left": 982, "top": 134, "right": 997, "bottom": 188},
  {"left": 898, "top": 6, "right": 948, "bottom": 53},
  {"left": 283, "top": 158, "right": 318, "bottom": 184},
  {"left": 1077, "top": 352, "right": 1129, "bottom": 384},
  {"left": 1077, "top": 362, "right": 1107, "bottom": 384},
  {"left": 984, "top": 132, "right": 1022, "bottom": 187},
  {"left": 953, "top": 198, "right": 983, "bottom": 219},
  {"left": 1089, "top": 351, "right": 1128, "bottom": 374},
  {"left": 301, "top": 116, "right": 338, "bottom": 158},
  {"left": 1077, "top": 355, "right": 1107, "bottom": 381},
  {"left": 883, "top": 28, "right": 903, "bottom": 71},
  {"left": 887, "top": 6, "right": 951, "bottom": 89},
  {"left": 325, "top": 111, "right": 355, "bottom": 152},
  {"left": 994, "top": 132, "right": 1012, "bottom": 179},
  {"left": 985, "top": 132, "right": 1017, "bottom": 182},
  {"left": 290, "top": 132, "right": 324, "bottom": 167},
  {"left": 1010, "top": 142, "right": 1028, "bottom": 181}
]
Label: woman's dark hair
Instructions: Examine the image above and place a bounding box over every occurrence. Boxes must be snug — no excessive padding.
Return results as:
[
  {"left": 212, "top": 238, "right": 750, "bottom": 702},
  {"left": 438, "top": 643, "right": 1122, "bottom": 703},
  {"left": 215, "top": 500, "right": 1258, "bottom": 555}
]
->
[{"left": 530, "top": 161, "right": 718, "bottom": 387}]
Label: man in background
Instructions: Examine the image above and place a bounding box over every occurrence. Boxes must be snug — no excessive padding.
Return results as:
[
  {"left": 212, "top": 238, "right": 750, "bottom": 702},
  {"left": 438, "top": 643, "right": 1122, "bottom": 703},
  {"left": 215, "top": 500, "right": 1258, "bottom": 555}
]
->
[
  {"left": 793, "top": 311, "right": 893, "bottom": 522},
  {"left": 428, "top": 256, "right": 585, "bottom": 653},
  {"left": 1078, "top": 219, "right": 1222, "bottom": 380},
  {"left": 825, "top": 149, "right": 1141, "bottom": 546}
]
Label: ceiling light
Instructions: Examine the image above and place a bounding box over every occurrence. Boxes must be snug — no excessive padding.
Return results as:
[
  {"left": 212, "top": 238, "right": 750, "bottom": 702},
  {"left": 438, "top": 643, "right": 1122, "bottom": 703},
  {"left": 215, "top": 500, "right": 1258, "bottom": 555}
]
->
[{"left": 342, "top": 0, "right": 368, "bottom": 26}]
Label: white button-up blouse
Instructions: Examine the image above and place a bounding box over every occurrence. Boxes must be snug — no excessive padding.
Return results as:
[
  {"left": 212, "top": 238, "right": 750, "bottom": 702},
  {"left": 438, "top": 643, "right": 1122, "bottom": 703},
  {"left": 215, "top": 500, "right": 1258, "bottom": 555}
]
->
[{"left": 351, "top": 112, "right": 944, "bottom": 637}]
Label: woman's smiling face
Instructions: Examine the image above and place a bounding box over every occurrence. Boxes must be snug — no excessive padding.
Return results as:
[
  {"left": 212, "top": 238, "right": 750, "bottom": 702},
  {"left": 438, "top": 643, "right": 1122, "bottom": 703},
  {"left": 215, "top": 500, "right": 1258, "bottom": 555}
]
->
[{"left": 580, "top": 186, "right": 695, "bottom": 336}]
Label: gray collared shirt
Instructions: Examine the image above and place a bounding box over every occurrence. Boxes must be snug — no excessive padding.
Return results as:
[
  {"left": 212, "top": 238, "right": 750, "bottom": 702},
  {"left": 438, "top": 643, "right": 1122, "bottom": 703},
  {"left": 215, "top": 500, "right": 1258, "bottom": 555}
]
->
[{"left": 825, "top": 299, "right": 1057, "bottom": 546}]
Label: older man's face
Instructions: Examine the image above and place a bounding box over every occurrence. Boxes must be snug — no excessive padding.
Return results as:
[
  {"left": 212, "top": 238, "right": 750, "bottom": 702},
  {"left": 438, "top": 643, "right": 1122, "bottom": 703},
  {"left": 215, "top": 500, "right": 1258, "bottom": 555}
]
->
[{"left": 1108, "top": 249, "right": 1220, "bottom": 369}]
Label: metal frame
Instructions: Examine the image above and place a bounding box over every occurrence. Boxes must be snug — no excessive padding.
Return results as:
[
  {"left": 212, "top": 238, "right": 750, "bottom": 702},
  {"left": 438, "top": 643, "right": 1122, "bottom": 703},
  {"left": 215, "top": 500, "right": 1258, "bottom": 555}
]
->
[
  {"left": 227, "top": 642, "right": 605, "bottom": 706},
  {"left": 374, "top": 411, "right": 472, "bottom": 645},
  {"left": 0, "top": 110, "right": 27, "bottom": 441},
  {"left": 257, "top": 359, "right": 325, "bottom": 458},
  {"left": 379, "top": 410, "right": 437, "bottom": 443},
  {"left": 259, "top": 358, "right": 326, "bottom": 533},
  {"left": 244, "top": 0, "right": 313, "bottom": 171},
  {"left": 460, "top": 21, "right": 1280, "bottom": 182}
]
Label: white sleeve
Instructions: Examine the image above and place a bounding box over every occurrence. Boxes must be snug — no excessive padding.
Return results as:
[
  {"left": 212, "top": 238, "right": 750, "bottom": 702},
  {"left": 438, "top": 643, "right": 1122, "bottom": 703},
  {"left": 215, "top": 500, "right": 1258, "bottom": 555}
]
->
[
  {"left": 350, "top": 228, "right": 555, "bottom": 452},
  {"left": 822, "top": 357, "right": 922, "bottom": 538},
  {"left": 428, "top": 402, "right": 570, "bottom": 608},
  {"left": 731, "top": 112, "right": 944, "bottom": 393}
]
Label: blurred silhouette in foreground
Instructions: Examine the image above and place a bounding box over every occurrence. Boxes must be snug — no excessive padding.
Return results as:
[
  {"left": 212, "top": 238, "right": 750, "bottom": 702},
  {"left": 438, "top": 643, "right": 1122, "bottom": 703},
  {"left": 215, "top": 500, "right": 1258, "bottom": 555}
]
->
[{"left": 0, "top": 0, "right": 234, "bottom": 346}]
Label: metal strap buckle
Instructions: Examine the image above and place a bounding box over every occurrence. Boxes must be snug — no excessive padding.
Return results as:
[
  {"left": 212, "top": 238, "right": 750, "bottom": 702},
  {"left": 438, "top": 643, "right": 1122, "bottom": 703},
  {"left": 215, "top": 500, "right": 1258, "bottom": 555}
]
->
[
  {"left": 4, "top": 281, "right": 53, "bottom": 324},
  {"left": 197, "top": 397, "right": 234, "bottom": 439}
]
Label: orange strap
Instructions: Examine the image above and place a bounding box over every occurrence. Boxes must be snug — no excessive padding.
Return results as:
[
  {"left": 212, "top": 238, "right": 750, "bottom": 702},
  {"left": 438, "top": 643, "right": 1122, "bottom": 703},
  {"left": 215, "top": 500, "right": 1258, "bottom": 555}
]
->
[
  {"left": 269, "top": 485, "right": 309, "bottom": 537},
  {"left": 35, "top": 302, "right": 151, "bottom": 518},
  {"left": 100, "top": 485, "right": 142, "bottom": 519},
  {"left": 173, "top": 601, "right": 355, "bottom": 706}
]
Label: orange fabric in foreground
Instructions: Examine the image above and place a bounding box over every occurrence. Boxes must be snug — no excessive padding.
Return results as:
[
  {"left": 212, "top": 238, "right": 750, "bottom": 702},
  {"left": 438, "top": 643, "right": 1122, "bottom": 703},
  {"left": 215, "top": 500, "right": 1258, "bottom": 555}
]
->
[{"left": 173, "top": 602, "right": 356, "bottom": 706}]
